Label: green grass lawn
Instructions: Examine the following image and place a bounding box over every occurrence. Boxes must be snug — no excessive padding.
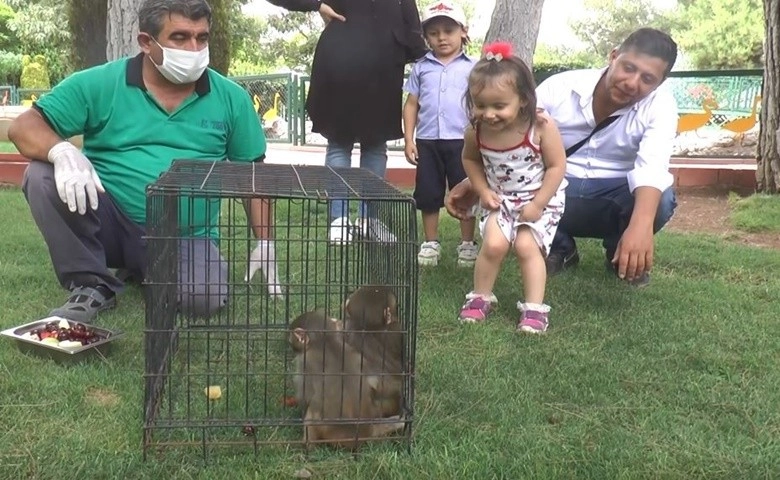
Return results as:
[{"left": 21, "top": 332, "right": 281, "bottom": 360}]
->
[
  {"left": 1, "top": 186, "right": 779, "bottom": 479},
  {"left": 0, "top": 140, "right": 18, "bottom": 153},
  {"left": 729, "top": 192, "right": 780, "bottom": 233}
]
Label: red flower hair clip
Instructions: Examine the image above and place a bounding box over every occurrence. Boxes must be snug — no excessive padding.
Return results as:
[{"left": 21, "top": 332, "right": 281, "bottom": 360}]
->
[{"left": 483, "top": 41, "right": 513, "bottom": 62}]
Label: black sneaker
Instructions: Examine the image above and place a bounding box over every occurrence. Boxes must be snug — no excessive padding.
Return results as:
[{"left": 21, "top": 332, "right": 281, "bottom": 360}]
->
[
  {"left": 545, "top": 249, "right": 580, "bottom": 276},
  {"left": 49, "top": 285, "right": 117, "bottom": 324},
  {"left": 604, "top": 259, "right": 650, "bottom": 287}
]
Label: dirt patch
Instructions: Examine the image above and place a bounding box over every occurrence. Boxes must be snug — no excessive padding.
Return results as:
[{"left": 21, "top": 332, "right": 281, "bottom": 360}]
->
[
  {"left": 84, "top": 387, "right": 120, "bottom": 408},
  {"left": 668, "top": 187, "right": 780, "bottom": 250}
]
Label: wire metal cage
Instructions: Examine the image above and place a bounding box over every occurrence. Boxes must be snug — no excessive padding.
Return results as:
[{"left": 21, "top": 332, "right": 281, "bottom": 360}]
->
[{"left": 143, "top": 160, "right": 418, "bottom": 459}]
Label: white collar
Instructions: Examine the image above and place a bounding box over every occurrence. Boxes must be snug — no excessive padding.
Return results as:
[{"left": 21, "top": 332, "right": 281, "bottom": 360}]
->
[
  {"left": 571, "top": 67, "right": 642, "bottom": 115},
  {"left": 571, "top": 67, "right": 607, "bottom": 108}
]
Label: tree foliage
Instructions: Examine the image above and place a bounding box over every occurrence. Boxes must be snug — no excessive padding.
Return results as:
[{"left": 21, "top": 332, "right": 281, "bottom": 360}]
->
[
  {"left": 263, "top": 11, "right": 320, "bottom": 74},
  {"left": 0, "top": 1, "right": 22, "bottom": 84},
  {"left": 3, "top": 0, "right": 71, "bottom": 82},
  {"left": 229, "top": 10, "right": 269, "bottom": 74},
  {"left": 0, "top": 0, "right": 766, "bottom": 88},
  {"left": 533, "top": 44, "right": 599, "bottom": 81},
  {"left": 0, "top": 50, "right": 22, "bottom": 84},
  {"left": 0, "top": 2, "right": 20, "bottom": 52},
  {"left": 5, "top": 0, "right": 68, "bottom": 48},
  {"left": 569, "top": 0, "right": 764, "bottom": 70},
  {"left": 673, "top": 0, "right": 763, "bottom": 69},
  {"left": 569, "top": 0, "right": 676, "bottom": 61},
  {"left": 228, "top": 2, "right": 321, "bottom": 75}
]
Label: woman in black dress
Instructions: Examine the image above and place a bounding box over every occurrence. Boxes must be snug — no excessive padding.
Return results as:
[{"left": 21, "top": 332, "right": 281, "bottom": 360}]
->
[{"left": 267, "top": 0, "right": 426, "bottom": 243}]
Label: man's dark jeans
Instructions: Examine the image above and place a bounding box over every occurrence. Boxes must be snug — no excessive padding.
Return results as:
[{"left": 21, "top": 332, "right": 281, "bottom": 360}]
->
[{"left": 551, "top": 176, "right": 677, "bottom": 260}]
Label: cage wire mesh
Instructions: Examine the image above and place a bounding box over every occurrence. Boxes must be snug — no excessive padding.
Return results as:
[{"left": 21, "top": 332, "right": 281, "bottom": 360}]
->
[{"left": 143, "top": 160, "right": 418, "bottom": 459}]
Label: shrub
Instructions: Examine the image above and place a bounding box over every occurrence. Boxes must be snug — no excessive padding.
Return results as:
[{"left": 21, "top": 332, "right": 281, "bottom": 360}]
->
[
  {"left": 0, "top": 50, "right": 22, "bottom": 85},
  {"left": 20, "top": 53, "right": 50, "bottom": 90},
  {"left": 229, "top": 58, "right": 269, "bottom": 77}
]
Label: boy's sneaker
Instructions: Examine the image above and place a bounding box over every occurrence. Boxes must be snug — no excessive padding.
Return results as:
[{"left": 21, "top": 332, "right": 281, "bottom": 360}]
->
[
  {"left": 357, "top": 217, "right": 397, "bottom": 243},
  {"left": 458, "top": 293, "right": 496, "bottom": 323},
  {"left": 417, "top": 241, "right": 441, "bottom": 266},
  {"left": 516, "top": 302, "right": 550, "bottom": 334},
  {"left": 456, "top": 241, "right": 478, "bottom": 267},
  {"left": 329, "top": 217, "right": 352, "bottom": 245}
]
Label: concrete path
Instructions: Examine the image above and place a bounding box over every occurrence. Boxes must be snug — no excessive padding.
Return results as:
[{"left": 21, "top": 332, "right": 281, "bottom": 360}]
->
[{"left": 265, "top": 143, "right": 412, "bottom": 170}]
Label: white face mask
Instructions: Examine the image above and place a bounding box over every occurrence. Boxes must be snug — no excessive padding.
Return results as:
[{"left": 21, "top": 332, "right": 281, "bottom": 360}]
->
[{"left": 151, "top": 40, "right": 210, "bottom": 84}]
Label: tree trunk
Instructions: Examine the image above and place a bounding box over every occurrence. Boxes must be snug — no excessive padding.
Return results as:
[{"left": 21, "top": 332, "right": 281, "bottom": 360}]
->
[
  {"left": 69, "top": 0, "right": 108, "bottom": 69},
  {"left": 208, "top": 0, "right": 231, "bottom": 75},
  {"left": 106, "top": 0, "right": 141, "bottom": 61},
  {"left": 484, "top": 0, "right": 545, "bottom": 68},
  {"left": 757, "top": 0, "right": 780, "bottom": 193}
]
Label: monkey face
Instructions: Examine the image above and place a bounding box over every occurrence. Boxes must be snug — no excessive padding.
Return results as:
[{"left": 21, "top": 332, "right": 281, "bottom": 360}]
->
[
  {"left": 344, "top": 286, "right": 399, "bottom": 331},
  {"left": 288, "top": 310, "right": 343, "bottom": 352}
]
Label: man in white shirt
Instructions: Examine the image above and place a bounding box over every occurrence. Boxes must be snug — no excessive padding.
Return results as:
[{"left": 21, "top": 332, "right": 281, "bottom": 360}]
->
[{"left": 446, "top": 28, "right": 678, "bottom": 287}]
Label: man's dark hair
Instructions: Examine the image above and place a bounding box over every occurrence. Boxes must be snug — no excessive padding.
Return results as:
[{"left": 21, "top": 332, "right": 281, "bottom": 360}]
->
[
  {"left": 617, "top": 27, "right": 678, "bottom": 76},
  {"left": 138, "top": 0, "right": 212, "bottom": 38}
]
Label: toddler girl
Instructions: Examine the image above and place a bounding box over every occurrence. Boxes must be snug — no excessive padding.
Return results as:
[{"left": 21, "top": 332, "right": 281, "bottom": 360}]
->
[{"left": 459, "top": 42, "right": 567, "bottom": 334}]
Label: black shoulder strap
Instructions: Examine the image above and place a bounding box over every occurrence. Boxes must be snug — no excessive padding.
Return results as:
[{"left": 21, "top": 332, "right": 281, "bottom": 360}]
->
[{"left": 565, "top": 115, "right": 621, "bottom": 157}]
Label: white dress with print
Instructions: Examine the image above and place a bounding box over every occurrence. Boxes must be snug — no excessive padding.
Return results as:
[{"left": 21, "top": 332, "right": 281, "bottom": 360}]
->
[{"left": 477, "top": 126, "right": 567, "bottom": 256}]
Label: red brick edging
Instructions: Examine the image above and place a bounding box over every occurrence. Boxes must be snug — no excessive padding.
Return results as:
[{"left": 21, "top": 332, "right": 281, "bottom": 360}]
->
[
  {"left": 0, "top": 154, "right": 757, "bottom": 190},
  {"left": 0, "top": 153, "right": 29, "bottom": 186},
  {"left": 387, "top": 164, "right": 757, "bottom": 190}
]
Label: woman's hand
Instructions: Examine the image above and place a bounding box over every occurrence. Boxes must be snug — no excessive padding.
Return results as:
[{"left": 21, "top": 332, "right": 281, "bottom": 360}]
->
[{"left": 319, "top": 2, "right": 346, "bottom": 24}]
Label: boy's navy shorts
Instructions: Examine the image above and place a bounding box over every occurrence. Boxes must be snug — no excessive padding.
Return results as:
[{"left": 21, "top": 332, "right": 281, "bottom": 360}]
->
[{"left": 413, "top": 139, "right": 467, "bottom": 212}]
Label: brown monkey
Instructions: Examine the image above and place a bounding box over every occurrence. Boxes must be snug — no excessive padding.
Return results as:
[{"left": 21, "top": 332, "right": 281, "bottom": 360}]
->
[
  {"left": 342, "top": 286, "right": 405, "bottom": 417},
  {"left": 287, "top": 308, "right": 342, "bottom": 409},
  {"left": 288, "top": 309, "right": 404, "bottom": 450}
]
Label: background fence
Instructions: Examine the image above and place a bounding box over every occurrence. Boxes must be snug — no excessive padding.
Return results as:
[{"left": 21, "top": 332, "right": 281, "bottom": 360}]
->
[
  {"left": 290, "top": 69, "right": 764, "bottom": 154},
  {"left": 1, "top": 68, "right": 763, "bottom": 154},
  {"left": 667, "top": 69, "right": 762, "bottom": 127}
]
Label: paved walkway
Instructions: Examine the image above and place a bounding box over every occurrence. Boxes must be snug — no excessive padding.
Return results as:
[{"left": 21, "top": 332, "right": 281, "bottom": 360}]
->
[
  {"left": 265, "top": 143, "right": 414, "bottom": 170},
  {"left": 265, "top": 143, "right": 756, "bottom": 171}
]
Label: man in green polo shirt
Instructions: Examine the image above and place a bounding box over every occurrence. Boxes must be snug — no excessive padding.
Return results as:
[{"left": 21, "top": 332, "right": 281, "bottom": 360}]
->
[{"left": 8, "top": 0, "right": 277, "bottom": 322}]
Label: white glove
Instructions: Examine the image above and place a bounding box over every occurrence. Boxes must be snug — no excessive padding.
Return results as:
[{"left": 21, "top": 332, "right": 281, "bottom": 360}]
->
[
  {"left": 246, "top": 239, "right": 284, "bottom": 297},
  {"left": 47, "top": 141, "right": 105, "bottom": 215}
]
